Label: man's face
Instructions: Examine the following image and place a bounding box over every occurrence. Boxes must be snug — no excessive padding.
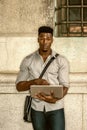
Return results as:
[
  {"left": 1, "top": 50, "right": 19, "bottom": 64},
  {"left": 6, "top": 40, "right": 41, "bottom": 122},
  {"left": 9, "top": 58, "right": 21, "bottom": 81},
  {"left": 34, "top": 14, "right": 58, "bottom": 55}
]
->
[{"left": 38, "top": 33, "right": 53, "bottom": 52}]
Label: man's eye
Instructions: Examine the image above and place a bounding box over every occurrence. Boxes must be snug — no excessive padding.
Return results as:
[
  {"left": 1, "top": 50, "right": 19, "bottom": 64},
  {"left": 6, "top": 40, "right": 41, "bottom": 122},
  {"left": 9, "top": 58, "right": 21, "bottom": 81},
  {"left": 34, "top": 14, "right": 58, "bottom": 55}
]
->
[
  {"left": 47, "top": 39, "right": 51, "bottom": 40},
  {"left": 39, "top": 38, "right": 51, "bottom": 40},
  {"left": 39, "top": 38, "right": 44, "bottom": 40}
]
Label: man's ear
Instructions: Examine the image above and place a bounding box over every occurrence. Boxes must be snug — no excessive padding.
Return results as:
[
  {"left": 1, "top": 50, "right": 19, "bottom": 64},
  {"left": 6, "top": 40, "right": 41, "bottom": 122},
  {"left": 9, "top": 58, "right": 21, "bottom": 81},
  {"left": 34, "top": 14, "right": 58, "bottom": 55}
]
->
[
  {"left": 52, "top": 37, "right": 54, "bottom": 42},
  {"left": 37, "top": 37, "right": 39, "bottom": 43},
  {"left": 51, "top": 37, "right": 53, "bottom": 44}
]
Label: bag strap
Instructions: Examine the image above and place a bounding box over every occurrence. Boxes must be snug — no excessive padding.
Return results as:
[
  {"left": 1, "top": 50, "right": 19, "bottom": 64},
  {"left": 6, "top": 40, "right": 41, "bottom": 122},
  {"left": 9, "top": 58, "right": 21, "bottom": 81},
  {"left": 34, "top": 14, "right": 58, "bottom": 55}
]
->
[{"left": 39, "top": 53, "right": 59, "bottom": 79}]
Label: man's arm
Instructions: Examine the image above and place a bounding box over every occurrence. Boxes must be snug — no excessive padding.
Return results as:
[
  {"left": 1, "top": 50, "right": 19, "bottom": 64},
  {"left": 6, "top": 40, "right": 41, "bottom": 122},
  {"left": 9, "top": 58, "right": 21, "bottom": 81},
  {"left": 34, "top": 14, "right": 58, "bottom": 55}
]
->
[
  {"left": 16, "top": 57, "right": 49, "bottom": 92},
  {"left": 16, "top": 80, "right": 34, "bottom": 91},
  {"left": 63, "top": 86, "right": 68, "bottom": 97},
  {"left": 35, "top": 86, "right": 68, "bottom": 103},
  {"left": 16, "top": 78, "right": 50, "bottom": 92}
]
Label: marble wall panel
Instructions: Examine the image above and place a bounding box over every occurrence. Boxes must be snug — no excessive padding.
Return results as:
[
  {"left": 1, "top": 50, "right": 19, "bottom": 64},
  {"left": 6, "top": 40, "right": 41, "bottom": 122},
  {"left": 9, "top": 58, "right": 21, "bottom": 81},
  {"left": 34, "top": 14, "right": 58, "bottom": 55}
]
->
[
  {"left": 0, "top": 74, "right": 87, "bottom": 130},
  {"left": 83, "top": 95, "right": 87, "bottom": 130},
  {"left": 0, "top": 94, "right": 33, "bottom": 130},
  {"left": 0, "top": 93, "right": 85, "bottom": 130},
  {"left": 0, "top": 37, "right": 87, "bottom": 73},
  {"left": 0, "top": 37, "right": 38, "bottom": 72},
  {"left": 64, "top": 94, "right": 82, "bottom": 130}
]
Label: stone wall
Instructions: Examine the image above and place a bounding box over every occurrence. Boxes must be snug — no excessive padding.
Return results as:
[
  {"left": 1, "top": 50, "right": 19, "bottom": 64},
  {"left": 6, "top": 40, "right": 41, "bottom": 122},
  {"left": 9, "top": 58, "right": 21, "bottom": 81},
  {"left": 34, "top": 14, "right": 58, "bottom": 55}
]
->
[
  {"left": 0, "top": 37, "right": 87, "bottom": 130},
  {"left": 0, "top": 72, "right": 87, "bottom": 130},
  {"left": 0, "top": 0, "right": 53, "bottom": 36},
  {"left": 0, "top": 0, "right": 87, "bottom": 130}
]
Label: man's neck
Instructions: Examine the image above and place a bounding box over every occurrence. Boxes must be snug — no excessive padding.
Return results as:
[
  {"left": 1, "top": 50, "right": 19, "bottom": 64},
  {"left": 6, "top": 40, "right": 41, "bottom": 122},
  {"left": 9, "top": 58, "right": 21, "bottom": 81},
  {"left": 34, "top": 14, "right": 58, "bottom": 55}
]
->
[{"left": 39, "top": 49, "right": 52, "bottom": 62}]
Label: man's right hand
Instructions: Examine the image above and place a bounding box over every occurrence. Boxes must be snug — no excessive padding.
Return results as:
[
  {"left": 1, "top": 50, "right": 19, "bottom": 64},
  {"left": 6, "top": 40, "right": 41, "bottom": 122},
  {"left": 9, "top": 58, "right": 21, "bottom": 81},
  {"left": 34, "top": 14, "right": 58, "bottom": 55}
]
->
[
  {"left": 16, "top": 78, "right": 49, "bottom": 91},
  {"left": 32, "top": 78, "right": 50, "bottom": 85}
]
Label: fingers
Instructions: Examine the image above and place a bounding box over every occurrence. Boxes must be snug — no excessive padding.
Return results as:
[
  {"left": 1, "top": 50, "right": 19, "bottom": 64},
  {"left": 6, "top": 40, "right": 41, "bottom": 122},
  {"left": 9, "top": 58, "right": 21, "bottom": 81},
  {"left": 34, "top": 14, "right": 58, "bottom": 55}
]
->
[
  {"left": 39, "top": 79, "right": 49, "bottom": 85},
  {"left": 42, "top": 80, "right": 50, "bottom": 85},
  {"left": 33, "top": 79, "right": 49, "bottom": 85},
  {"left": 35, "top": 92, "right": 46, "bottom": 100},
  {"left": 34, "top": 91, "right": 58, "bottom": 103},
  {"left": 50, "top": 90, "right": 54, "bottom": 97}
]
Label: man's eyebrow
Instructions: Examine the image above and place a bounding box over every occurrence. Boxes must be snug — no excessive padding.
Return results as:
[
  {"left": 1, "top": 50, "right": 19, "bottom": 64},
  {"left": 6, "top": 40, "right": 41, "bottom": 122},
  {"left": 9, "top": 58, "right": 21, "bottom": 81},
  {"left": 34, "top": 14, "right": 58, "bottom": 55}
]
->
[{"left": 39, "top": 36, "right": 52, "bottom": 38}]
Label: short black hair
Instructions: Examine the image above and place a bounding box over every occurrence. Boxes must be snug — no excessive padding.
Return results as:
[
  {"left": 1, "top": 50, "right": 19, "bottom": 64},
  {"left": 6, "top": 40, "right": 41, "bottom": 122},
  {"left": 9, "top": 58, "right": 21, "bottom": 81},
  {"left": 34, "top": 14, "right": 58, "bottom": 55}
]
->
[{"left": 38, "top": 26, "right": 53, "bottom": 36}]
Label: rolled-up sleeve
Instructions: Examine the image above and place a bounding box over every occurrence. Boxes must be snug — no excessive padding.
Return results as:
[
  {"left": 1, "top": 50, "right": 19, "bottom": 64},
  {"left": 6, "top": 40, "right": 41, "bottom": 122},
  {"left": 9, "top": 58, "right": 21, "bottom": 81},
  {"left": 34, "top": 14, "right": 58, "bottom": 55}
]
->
[
  {"left": 58, "top": 56, "right": 70, "bottom": 88},
  {"left": 15, "top": 58, "right": 30, "bottom": 85}
]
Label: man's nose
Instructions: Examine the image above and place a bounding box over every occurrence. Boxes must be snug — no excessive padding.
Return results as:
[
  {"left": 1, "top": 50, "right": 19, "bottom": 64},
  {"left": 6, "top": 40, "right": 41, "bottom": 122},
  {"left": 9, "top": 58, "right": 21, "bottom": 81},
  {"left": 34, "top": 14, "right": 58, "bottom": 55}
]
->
[{"left": 43, "top": 39, "right": 47, "bottom": 44}]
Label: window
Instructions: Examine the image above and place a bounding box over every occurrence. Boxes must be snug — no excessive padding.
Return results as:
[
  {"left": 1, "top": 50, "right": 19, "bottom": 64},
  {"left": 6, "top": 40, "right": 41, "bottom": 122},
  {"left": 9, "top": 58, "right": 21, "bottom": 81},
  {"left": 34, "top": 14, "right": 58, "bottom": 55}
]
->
[{"left": 54, "top": 0, "right": 87, "bottom": 37}]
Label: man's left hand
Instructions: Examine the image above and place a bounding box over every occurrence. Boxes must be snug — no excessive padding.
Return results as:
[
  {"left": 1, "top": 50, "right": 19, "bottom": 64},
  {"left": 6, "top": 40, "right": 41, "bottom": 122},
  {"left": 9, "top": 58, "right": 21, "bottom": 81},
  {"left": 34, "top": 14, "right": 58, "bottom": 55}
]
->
[{"left": 35, "top": 91, "right": 59, "bottom": 103}]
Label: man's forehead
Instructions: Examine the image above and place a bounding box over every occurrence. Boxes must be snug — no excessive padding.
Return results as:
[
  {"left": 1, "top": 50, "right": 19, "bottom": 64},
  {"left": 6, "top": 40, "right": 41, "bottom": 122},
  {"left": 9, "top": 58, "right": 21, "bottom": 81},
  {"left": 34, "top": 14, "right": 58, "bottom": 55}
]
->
[{"left": 39, "top": 33, "right": 52, "bottom": 37}]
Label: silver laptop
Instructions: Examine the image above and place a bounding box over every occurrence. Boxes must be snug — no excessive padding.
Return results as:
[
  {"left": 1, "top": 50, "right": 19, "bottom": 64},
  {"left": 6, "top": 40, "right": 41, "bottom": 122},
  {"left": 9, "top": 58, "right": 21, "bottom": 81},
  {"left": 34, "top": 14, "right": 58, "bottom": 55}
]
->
[{"left": 30, "top": 85, "right": 63, "bottom": 98}]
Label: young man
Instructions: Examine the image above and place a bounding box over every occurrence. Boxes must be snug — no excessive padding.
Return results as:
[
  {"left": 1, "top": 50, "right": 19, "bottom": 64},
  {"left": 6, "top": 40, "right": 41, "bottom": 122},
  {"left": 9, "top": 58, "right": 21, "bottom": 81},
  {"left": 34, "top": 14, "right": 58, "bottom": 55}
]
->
[{"left": 16, "top": 26, "right": 69, "bottom": 130}]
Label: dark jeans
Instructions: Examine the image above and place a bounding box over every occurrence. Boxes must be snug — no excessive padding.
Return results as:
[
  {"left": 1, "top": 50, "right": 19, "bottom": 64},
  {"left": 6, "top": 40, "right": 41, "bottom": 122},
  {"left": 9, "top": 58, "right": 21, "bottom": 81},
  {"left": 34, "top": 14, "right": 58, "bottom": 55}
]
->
[{"left": 31, "top": 108, "right": 65, "bottom": 130}]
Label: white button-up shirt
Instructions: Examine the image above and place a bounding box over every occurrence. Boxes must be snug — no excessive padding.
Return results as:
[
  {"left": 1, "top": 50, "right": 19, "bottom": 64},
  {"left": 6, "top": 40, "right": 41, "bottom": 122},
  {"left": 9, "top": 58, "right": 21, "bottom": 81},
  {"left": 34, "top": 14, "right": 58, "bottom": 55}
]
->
[{"left": 16, "top": 50, "right": 69, "bottom": 112}]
